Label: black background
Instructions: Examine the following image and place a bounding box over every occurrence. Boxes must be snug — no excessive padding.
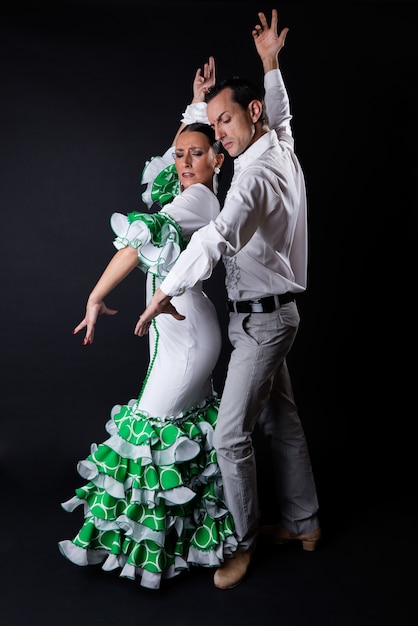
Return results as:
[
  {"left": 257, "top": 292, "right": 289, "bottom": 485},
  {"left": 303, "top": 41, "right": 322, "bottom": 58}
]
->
[{"left": 1, "top": 1, "right": 417, "bottom": 625}]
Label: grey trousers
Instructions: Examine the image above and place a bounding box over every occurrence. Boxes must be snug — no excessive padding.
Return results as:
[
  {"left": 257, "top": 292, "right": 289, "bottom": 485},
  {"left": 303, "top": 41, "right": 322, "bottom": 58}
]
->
[{"left": 213, "top": 301, "right": 319, "bottom": 550}]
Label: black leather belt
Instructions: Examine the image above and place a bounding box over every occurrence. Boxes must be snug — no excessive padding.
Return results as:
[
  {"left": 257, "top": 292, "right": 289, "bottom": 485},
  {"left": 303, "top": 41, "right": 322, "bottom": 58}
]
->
[{"left": 227, "top": 292, "right": 295, "bottom": 313}]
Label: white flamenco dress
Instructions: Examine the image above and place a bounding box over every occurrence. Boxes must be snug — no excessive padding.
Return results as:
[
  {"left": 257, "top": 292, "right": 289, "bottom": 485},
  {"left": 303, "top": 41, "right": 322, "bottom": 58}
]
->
[{"left": 59, "top": 153, "right": 237, "bottom": 590}]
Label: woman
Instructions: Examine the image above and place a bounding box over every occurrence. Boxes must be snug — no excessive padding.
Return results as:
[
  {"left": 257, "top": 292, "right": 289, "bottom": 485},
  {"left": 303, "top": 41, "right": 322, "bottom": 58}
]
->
[{"left": 58, "top": 58, "right": 237, "bottom": 590}]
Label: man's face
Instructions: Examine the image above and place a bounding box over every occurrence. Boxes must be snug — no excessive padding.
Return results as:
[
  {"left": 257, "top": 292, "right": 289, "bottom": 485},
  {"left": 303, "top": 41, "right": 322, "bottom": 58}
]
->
[{"left": 207, "top": 87, "right": 257, "bottom": 158}]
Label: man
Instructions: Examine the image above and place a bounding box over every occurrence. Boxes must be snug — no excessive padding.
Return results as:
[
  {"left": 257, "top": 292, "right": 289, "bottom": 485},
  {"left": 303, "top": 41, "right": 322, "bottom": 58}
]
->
[{"left": 135, "top": 8, "right": 320, "bottom": 590}]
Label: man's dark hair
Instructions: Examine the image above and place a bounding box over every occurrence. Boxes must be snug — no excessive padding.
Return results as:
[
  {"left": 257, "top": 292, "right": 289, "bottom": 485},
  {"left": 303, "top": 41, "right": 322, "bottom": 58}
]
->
[{"left": 206, "top": 77, "right": 268, "bottom": 126}]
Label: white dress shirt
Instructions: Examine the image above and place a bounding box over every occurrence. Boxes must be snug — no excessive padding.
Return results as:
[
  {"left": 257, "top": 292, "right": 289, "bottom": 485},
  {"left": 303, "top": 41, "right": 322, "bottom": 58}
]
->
[{"left": 161, "top": 69, "right": 308, "bottom": 301}]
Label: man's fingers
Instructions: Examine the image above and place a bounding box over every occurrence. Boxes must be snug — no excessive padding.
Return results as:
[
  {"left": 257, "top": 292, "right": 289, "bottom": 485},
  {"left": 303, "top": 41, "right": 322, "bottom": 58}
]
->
[
  {"left": 171, "top": 311, "right": 186, "bottom": 321},
  {"left": 270, "top": 8, "right": 278, "bottom": 30},
  {"left": 134, "top": 317, "right": 151, "bottom": 336},
  {"left": 257, "top": 11, "right": 268, "bottom": 29}
]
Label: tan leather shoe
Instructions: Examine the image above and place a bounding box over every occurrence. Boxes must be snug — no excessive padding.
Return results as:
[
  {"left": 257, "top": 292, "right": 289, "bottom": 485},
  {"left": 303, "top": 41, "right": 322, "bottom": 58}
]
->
[
  {"left": 214, "top": 545, "right": 255, "bottom": 590},
  {"left": 260, "top": 525, "right": 321, "bottom": 552}
]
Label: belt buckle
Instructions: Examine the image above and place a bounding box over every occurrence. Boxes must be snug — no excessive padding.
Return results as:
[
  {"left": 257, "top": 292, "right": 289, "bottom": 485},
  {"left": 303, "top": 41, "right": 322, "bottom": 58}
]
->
[{"left": 250, "top": 298, "right": 264, "bottom": 313}]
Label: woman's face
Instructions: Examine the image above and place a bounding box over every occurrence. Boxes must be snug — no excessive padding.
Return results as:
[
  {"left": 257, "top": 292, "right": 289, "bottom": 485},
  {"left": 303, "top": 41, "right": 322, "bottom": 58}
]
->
[{"left": 174, "top": 131, "right": 223, "bottom": 191}]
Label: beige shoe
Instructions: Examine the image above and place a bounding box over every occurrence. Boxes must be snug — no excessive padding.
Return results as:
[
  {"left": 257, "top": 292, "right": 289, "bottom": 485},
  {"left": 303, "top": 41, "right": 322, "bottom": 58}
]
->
[
  {"left": 260, "top": 525, "right": 321, "bottom": 552},
  {"left": 214, "top": 545, "right": 255, "bottom": 590}
]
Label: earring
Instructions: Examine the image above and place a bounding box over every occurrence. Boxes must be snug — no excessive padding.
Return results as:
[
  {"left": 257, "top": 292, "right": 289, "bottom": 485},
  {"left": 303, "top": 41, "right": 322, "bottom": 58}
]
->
[{"left": 214, "top": 166, "right": 220, "bottom": 174}]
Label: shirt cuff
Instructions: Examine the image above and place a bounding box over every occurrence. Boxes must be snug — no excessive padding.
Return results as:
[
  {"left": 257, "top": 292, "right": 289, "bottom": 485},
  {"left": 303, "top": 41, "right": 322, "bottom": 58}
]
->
[{"left": 160, "top": 271, "right": 186, "bottom": 297}]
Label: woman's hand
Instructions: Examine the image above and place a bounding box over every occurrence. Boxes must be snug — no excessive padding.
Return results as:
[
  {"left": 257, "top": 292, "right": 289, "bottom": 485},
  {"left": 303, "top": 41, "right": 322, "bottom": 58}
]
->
[
  {"left": 72, "top": 300, "right": 118, "bottom": 345},
  {"left": 72, "top": 246, "right": 138, "bottom": 345},
  {"left": 192, "top": 55, "right": 216, "bottom": 103}
]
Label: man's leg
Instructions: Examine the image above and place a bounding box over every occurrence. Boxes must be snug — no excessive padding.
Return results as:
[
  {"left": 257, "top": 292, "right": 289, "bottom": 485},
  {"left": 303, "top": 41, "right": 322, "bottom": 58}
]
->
[
  {"left": 258, "top": 360, "right": 320, "bottom": 537},
  {"left": 213, "top": 306, "right": 300, "bottom": 587}
]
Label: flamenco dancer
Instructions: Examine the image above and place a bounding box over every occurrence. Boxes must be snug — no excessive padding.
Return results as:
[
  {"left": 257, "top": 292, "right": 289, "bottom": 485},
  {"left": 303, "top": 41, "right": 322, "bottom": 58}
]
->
[{"left": 58, "top": 56, "right": 238, "bottom": 590}]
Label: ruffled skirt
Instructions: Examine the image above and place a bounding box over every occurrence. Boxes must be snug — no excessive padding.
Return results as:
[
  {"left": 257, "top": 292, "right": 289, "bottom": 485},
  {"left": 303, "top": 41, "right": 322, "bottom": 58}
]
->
[{"left": 58, "top": 395, "right": 237, "bottom": 590}]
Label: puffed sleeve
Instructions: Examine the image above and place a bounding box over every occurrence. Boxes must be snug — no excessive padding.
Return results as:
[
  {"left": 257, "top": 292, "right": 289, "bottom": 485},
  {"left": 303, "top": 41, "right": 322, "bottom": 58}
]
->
[
  {"left": 111, "top": 211, "right": 184, "bottom": 278},
  {"left": 141, "top": 146, "right": 179, "bottom": 209},
  {"left": 162, "top": 184, "right": 220, "bottom": 240}
]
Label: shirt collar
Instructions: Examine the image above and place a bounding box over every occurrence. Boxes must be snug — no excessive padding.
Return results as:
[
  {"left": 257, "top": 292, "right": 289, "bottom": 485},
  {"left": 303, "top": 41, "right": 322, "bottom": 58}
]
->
[{"left": 233, "top": 130, "right": 278, "bottom": 173}]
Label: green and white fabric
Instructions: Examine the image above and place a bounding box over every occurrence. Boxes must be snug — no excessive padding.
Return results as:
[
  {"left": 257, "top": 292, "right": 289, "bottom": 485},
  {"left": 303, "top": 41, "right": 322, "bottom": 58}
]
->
[{"left": 59, "top": 396, "right": 237, "bottom": 590}]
